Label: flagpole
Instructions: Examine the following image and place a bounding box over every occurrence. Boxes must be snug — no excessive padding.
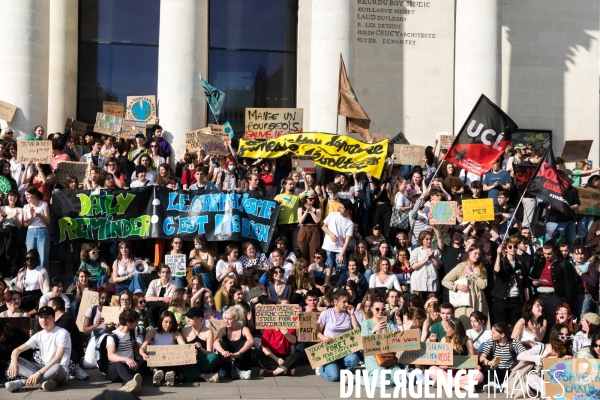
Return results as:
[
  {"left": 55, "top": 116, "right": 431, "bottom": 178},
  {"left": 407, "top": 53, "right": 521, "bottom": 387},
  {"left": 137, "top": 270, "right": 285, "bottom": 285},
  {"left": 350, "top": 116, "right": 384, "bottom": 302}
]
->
[
  {"left": 501, "top": 188, "right": 527, "bottom": 244},
  {"left": 337, "top": 53, "right": 342, "bottom": 135},
  {"left": 210, "top": 108, "right": 220, "bottom": 125}
]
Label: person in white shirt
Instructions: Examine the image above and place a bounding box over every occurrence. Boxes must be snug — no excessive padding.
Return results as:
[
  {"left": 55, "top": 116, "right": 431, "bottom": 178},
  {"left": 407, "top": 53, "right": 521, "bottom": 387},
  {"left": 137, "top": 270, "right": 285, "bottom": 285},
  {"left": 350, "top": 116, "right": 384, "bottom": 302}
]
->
[
  {"left": 130, "top": 165, "right": 152, "bottom": 188},
  {"left": 130, "top": 154, "right": 156, "bottom": 184},
  {"left": 321, "top": 199, "right": 354, "bottom": 277},
  {"left": 38, "top": 277, "right": 71, "bottom": 311},
  {"left": 5, "top": 306, "right": 71, "bottom": 392},
  {"left": 466, "top": 311, "right": 492, "bottom": 353}
]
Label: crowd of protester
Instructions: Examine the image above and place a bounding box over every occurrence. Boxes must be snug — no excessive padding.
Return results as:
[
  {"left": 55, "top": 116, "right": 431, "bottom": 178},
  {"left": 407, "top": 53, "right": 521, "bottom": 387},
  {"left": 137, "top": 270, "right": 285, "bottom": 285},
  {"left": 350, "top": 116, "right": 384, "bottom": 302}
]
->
[{"left": 0, "top": 125, "right": 599, "bottom": 395}]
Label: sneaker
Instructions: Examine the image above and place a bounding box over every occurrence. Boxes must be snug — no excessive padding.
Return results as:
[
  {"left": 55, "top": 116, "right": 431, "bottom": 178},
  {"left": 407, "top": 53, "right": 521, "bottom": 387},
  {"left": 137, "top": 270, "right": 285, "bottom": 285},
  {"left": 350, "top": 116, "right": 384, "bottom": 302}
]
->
[
  {"left": 218, "top": 369, "right": 226, "bottom": 379},
  {"left": 72, "top": 364, "right": 89, "bottom": 380},
  {"left": 133, "top": 373, "right": 143, "bottom": 394},
  {"left": 165, "top": 371, "right": 175, "bottom": 387},
  {"left": 119, "top": 379, "right": 138, "bottom": 393},
  {"left": 238, "top": 370, "right": 251, "bottom": 380},
  {"left": 5, "top": 380, "right": 24, "bottom": 392},
  {"left": 200, "top": 373, "right": 219, "bottom": 383},
  {"left": 41, "top": 380, "right": 58, "bottom": 392},
  {"left": 153, "top": 370, "right": 164, "bottom": 386},
  {"left": 260, "top": 369, "right": 273, "bottom": 377},
  {"left": 315, "top": 367, "right": 321, "bottom": 376}
]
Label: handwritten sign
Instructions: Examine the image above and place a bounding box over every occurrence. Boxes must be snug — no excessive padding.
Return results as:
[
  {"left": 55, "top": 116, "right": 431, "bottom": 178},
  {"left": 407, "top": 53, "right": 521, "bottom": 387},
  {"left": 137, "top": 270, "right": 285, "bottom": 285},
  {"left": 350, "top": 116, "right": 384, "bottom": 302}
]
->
[
  {"left": 305, "top": 328, "right": 363, "bottom": 369},
  {"left": 0, "top": 317, "right": 32, "bottom": 336},
  {"left": 453, "top": 355, "right": 478, "bottom": 369},
  {"left": 362, "top": 329, "right": 421, "bottom": 356},
  {"left": 208, "top": 124, "right": 230, "bottom": 142},
  {"left": 65, "top": 118, "right": 88, "bottom": 136},
  {"left": 255, "top": 304, "right": 301, "bottom": 329},
  {"left": 462, "top": 198, "right": 495, "bottom": 222},
  {"left": 561, "top": 140, "right": 593, "bottom": 163},
  {"left": 292, "top": 155, "right": 316, "bottom": 174},
  {"left": 439, "top": 134, "right": 455, "bottom": 151},
  {"left": 394, "top": 145, "right": 425, "bottom": 165},
  {"left": 94, "top": 112, "right": 123, "bottom": 136},
  {"left": 76, "top": 290, "right": 99, "bottom": 332},
  {"left": 146, "top": 344, "right": 196, "bottom": 367},
  {"left": 244, "top": 108, "right": 303, "bottom": 139},
  {"left": 542, "top": 358, "right": 600, "bottom": 400},
  {"left": 0, "top": 100, "right": 17, "bottom": 122},
  {"left": 164, "top": 254, "right": 186, "bottom": 277},
  {"left": 186, "top": 128, "right": 228, "bottom": 154},
  {"left": 120, "top": 120, "right": 146, "bottom": 139},
  {"left": 99, "top": 306, "right": 123, "bottom": 326},
  {"left": 55, "top": 161, "right": 87, "bottom": 185},
  {"left": 298, "top": 312, "right": 320, "bottom": 342},
  {"left": 126, "top": 95, "right": 157, "bottom": 124},
  {"left": 16, "top": 140, "right": 52, "bottom": 164},
  {"left": 103, "top": 102, "right": 125, "bottom": 118},
  {"left": 396, "top": 342, "right": 453, "bottom": 366},
  {"left": 206, "top": 319, "right": 227, "bottom": 337},
  {"left": 576, "top": 187, "right": 600, "bottom": 216},
  {"left": 429, "top": 201, "right": 457, "bottom": 225}
]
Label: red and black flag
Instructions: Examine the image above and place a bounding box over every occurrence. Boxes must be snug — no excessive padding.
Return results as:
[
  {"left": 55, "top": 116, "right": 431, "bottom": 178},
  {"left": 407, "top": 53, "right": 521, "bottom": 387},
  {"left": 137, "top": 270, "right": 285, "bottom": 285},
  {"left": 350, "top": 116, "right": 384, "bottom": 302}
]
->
[
  {"left": 513, "top": 163, "right": 537, "bottom": 197},
  {"left": 527, "top": 146, "right": 576, "bottom": 219},
  {"left": 446, "top": 95, "right": 518, "bottom": 175}
]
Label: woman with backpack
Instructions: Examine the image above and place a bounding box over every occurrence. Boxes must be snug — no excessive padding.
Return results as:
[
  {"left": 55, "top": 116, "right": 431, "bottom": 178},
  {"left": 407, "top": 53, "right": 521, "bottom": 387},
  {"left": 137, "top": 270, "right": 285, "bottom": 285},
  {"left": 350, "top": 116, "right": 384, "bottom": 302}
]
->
[{"left": 480, "top": 322, "right": 526, "bottom": 393}]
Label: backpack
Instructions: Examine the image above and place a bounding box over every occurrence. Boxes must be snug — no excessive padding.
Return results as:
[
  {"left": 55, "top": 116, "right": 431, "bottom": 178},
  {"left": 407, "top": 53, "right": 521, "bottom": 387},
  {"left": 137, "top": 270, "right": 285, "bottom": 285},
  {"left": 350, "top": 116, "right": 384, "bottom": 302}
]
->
[
  {"left": 491, "top": 339, "right": 517, "bottom": 363},
  {"left": 97, "top": 330, "right": 136, "bottom": 374}
]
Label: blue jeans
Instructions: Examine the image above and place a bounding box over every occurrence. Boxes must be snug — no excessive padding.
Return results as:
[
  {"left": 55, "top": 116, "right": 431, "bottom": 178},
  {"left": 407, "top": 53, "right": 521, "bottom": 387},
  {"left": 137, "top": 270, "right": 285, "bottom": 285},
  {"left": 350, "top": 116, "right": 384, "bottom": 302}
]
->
[
  {"left": 577, "top": 215, "right": 595, "bottom": 245},
  {"left": 555, "top": 221, "right": 577, "bottom": 245},
  {"left": 192, "top": 267, "right": 218, "bottom": 292},
  {"left": 26, "top": 227, "right": 50, "bottom": 274},
  {"left": 364, "top": 268, "right": 374, "bottom": 282},
  {"left": 320, "top": 353, "right": 360, "bottom": 382},
  {"left": 174, "top": 277, "right": 187, "bottom": 288},
  {"left": 575, "top": 293, "right": 598, "bottom": 321},
  {"left": 116, "top": 273, "right": 145, "bottom": 295},
  {"left": 325, "top": 250, "right": 347, "bottom": 276}
]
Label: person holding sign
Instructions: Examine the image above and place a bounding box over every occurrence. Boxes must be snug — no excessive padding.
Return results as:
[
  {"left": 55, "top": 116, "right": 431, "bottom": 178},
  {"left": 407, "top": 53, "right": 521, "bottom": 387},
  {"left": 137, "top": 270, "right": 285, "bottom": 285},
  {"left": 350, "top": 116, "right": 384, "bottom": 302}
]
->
[
  {"left": 179, "top": 307, "right": 220, "bottom": 383},
  {"left": 259, "top": 299, "right": 301, "bottom": 377},
  {"left": 315, "top": 290, "right": 360, "bottom": 382},
  {"left": 213, "top": 304, "right": 254, "bottom": 380}
]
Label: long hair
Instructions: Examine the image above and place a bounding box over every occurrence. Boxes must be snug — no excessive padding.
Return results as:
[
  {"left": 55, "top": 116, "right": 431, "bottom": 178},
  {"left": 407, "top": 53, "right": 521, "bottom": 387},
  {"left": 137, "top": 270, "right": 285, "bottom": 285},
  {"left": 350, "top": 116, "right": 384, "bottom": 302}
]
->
[
  {"left": 362, "top": 295, "right": 386, "bottom": 320},
  {"left": 461, "top": 244, "right": 487, "bottom": 279},
  {"left": 156, "top": 310, "right": 178, "bottom": 334},
  {"left": 116, "top": 241, "right": 132, "bottom": 261},
  {"left": 227, "top": 284, "right": 243, "bottom": 307},
  {"left": 220, "top": 244, "right": 239, "bottom": 262},
  {"left": 374, "top": 257, "right": 392, "bottom": 275},
  {"left": 555, "top": 302, "right": 576, "bottom": 333},
  {"left": 156, "top": 163, "right": 176, "bottom": 187},
  {"left": 522, "top": 299, "right": 545, "bottom": 327},
  {"left": 549, "top": 323, "right": 573, "bottom": 357},
  {"left": 288, "top": 258, "right": 314, "bottom": 292},
  {"left": 240, "top": 267, "right": 259, "bottom": 288},
  {"left": 445, "top": 317, "right": 467, "bottom": 354},
  {"left": 170, "top": 288, "right": 186, "bottom": 308}
]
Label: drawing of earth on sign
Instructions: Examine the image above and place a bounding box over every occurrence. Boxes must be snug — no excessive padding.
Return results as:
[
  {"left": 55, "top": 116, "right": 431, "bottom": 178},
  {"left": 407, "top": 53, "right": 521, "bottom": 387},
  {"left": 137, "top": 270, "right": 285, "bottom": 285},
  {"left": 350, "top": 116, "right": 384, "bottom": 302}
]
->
[
  {"left": 430, "top": 201, "right": 456, "bottom": 225},
  {"left": 0, "top": 176, "right": 12, "bottom": 193},
  {"left": 131, "top": 100, "right": 153, "bottom": 121}
]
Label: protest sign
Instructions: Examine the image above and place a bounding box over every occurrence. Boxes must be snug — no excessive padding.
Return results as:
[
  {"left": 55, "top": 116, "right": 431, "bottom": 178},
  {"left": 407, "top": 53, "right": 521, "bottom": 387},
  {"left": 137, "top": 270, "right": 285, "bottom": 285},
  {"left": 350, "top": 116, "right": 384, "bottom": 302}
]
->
[
  {"left": 239, "top": 133, "right": 388, "bottom": 178},
  {"left": 542, "top": 358, "right": 600, "bottom": 400},
  {"left": 576, "top": 187, "right": 600, "bottom": 216},
  {"left": 208, "top": 124, "right": 230, "bottom": 142},
  {"left": 55, "top": 161, "right": 88, "bottom": 185},
  {"left": 396, "top": 342, "right": 453, "bottom": 366},
  {"left": 52, "top": 187, "right": 280, "bottom": 253},
  {"left": 76, "top": 291, "right": 99, "bottom": 332},
  {"left": 453, "top": 355, "right": 478, "bottom": 369},
  {"left": 186, "top": 128, "right": 228, "bottom": 154},
  {"left": 429, "top": 201, "right": 457, "bottom": 225},
  {"left": 126, "top": 95, "right": 156, "bottom": 124},
  {"left": 164, "top": 254, "right": 186, "bottom": 277},
  {"left": 244, "top": 108, "right": 303, "bottom": 139},
  {"left": 305, "top": 328, "right": 363, "bottom": 369},
  {"left": 298, "top": 312, "right": 320, "bottom": 342},
  {"left": 462, "top": 198, "right": 495, "bottom": 222},
  {"left": 362, "top": 329, "right": 421, "bottom": 356},
  {"left": 120, "top": 120, "right": 146, "bottom": 139},
  {"left": 94, "top": 112, "right": 123, "bottom": 136},
  {"left": 439, "top": 134, "right": 455, "bottom": 151},
  {"left": 146, "top": 344, "right": 196, "bottom": 367},
  {"left": 394, "top": 145, "right": 425, "bottom": 165},
  {"left": 0, "top": 100, "right": 17, "bottom": 122},
  {"left": 0, "top": 317, "right": 32, "bottom": 336},
  {"left": 291, "top": 156, "right": 316, "bottom": 174},
  {"left": 255, "top": 304, "right": 302, "bottom": 330},
  {"left": 561, "top": 140, "right": 593, "bottom": 163},
  {"left": 103, "top": 102, "right": 125, "bottom": 118},
  {"left": 17, "top": 140, "right": 52, "bottom": 164},
  {"left": 206, "top": 319, "right": 227, "bottom": 337},
  {"left": 99, "top": 306, "right": 122, "bottom": 326},
  {"left": 65, "top": 118, "right": 88, "bottom": 135}
]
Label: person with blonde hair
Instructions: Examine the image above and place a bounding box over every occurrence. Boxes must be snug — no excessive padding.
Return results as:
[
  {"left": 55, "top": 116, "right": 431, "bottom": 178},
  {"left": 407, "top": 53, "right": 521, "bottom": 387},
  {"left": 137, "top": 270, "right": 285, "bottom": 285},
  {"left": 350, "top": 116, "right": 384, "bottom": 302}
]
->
[
  {"left": 214, "top": 275, "right": 236, "bottom": 312},
  {"left": 287, "top": 258, "right": 315, "bottom": 304},
  {"left": 213, "top": 304, "right": 254, "bottom": 380}
]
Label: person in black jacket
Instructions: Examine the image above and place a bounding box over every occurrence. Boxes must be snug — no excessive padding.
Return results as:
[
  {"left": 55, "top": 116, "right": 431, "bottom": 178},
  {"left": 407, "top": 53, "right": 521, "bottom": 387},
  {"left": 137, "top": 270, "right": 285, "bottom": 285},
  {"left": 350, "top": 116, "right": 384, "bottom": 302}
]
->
[
  {"left": 490, "top": 237, "right": 529, "bottom": 326},
  {"left": 529, "top": 241, "right": 574, "bottom": 332}
]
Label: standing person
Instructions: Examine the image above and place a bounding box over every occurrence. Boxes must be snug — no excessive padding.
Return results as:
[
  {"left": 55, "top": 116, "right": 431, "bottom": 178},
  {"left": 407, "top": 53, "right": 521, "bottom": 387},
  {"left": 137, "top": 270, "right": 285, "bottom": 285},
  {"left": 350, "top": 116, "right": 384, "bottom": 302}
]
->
[
  {"left": 297, "top": 192, "right": 321, "bottom": 261},
  {"left": 5, "top": 306, "right": 70, "bottom": 392},
  {"left": 147, "top": 140, "right": 165, "bottom": 171},
  {"left": 79, "top": 139, "right": 107, "bottom": 169},
  {"left": 410, "top": 230, "right": 442, "bottom": 301},
  {"left": 28, "top": 125, "right": 45, "bottom": 141},
  {"left": 127, "top": 132, "right": 149, "bottom": 165},
  {"left": 6, "top": 142, "right": 26, "bottom": 196},
  {"left": 179, "top": 307, "right": 220, "bottom": 383},
  {"left": 105, "top": 309, "right": 143, "bottom": 393},
  {"left": 213, "top": 305, "right": 254, "bottom": 380},
  {"left": 0, "top": 189, "right": 23, "bottom": 278},
  {"left": 371, "top": 171, "right": 394, "bottom": 243},
  {"left": 482, "top": 158, "right": 512, "bottom": 206},
  {"left": 321, "top": 199, "right": 354, "bottom": 278},
  {"left": 145, "top": 125, "right": 171, "bottom": 165},
  {"left": 519, "top": 149, "right": 544, "bottom": 227},
  {"left": 188, "top": 166, "right": 216, "bottom": 191},
  {"left": 275, "top": 177, "right": 300, "bottom": 254},
  {"left": 436, "top": 229, "right": 466, "bottom": 303},
  {"left": 571, "top": 245, "right": 598, "bottom": 319},
  {"left": 22, "top": 187, "right": 51, "bottom": 274}
]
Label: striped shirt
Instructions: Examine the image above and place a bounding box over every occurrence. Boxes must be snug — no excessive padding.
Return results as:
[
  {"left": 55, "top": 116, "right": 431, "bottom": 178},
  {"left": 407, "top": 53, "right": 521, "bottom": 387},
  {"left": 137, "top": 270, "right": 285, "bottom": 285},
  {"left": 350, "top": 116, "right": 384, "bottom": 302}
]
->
[
  {"left": 106, "top": 329, "right": 135, "bottom": 362},
  {"left": 481, "top": 339, "right": 525, "bottom": 369}
]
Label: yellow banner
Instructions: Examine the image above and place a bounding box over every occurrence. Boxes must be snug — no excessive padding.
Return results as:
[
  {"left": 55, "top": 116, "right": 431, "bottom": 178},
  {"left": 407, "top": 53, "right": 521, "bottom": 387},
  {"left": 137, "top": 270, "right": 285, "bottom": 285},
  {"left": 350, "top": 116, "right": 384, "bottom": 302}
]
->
[{"left": 238, "top": 133, "right": 388, "bottom": 177}]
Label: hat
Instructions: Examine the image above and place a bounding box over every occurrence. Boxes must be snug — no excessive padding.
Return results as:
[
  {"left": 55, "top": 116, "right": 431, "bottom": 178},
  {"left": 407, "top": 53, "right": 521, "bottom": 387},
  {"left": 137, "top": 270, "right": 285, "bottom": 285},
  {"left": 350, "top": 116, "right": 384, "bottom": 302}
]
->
[
  {"left": 373, "top": 224, "right": 381, "bottom": 230},
  {"left": 135, "top": 165, "right": 147, "bottom": 176},
  {"left": 38, "top": 306, "right": 55, "bottom": 317},
  {"left": 514, "top": 143, "right": 526, "bottom": 150},
  {"left": 134, "top": 131, "right": 145, "bottom": 138},
  {"left": 555, "top": 157, "right": 565, "bottom": 165},
  {"left": 184, "top": 307, "right": 205, "bottom": 319},
  {"left": 584, "top": 312, "right": 600, "bottom": 326}
]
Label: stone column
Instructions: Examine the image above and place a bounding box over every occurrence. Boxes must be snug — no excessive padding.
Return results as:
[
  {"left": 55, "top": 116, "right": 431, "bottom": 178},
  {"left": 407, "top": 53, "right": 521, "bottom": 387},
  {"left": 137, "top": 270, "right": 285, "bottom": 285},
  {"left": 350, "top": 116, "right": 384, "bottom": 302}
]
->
[
  {"left": 47, "top": 0, "right": 78, "bottom": 134},
  {"left": 308, "top": 0, "right": 352, "bottom": 134},
  {"left": 0, "top": 0, "right": 50, "bottom": 139},
  {"left": 454, "top": 0, "right": 501, "bottom": 131},
  {"left": 157, "top": 0, "right": 208, "bottom": 165}
]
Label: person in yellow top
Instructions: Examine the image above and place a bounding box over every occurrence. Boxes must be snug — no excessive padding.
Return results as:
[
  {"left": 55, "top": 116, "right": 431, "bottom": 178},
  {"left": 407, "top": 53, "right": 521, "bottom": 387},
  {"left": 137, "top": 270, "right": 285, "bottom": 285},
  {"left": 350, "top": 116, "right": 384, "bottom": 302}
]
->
[
  {"left": 324, "top": 182, "right": 342, "bottom": 219},
  {"left": 275, "top": 177, "right": 300, "bottom": 252}
]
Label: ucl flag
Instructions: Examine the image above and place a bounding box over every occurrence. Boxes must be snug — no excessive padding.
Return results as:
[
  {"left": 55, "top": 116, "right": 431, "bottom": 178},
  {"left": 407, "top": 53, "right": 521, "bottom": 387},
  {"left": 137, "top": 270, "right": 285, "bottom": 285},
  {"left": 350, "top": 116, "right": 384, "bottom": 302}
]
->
[
  {"left": 446, "top": 95, "right": 518, "bottom": 176},
  {"left": 200, "top": 74, "right": 225, "bottom": 116}
]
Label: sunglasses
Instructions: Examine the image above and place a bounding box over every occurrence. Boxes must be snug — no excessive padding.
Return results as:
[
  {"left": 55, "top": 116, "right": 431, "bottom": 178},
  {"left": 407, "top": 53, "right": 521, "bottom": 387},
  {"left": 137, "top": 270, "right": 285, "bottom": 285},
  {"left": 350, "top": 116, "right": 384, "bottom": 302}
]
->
[
  {"left": 594, "top": 343, "right": 600, "bottom": 348},
  {"left": 506, "top": 245, "right": 516, "bottom": 249},
  {"left": 89, "top": 250, "right": 100, "bottom": 254},
  {"left": 307, "top": 198, "right": 316, "bottom": 201},
  {"left": 138, "top": 300, "right": 146, "bottom": 304},
  {"left": 558, "top": 335, "right": 574, "bottom": 340},
  {"left": 25, "top": 257, "right": 37, "bottom": 261},
  {"left": 314, "top": 255, "right": 322, "bottom": 259},
  {"left": 373, "top": 307, "right": 385, "bottom": 313}
]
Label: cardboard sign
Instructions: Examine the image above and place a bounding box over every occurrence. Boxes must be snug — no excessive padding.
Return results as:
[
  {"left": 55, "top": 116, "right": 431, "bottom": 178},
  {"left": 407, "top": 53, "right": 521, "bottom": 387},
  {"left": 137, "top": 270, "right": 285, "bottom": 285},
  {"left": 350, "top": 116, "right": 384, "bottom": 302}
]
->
[
  {"left": 305, "top": 328, "right": 363, "bottom": 369},
  {"left": 576, "top": 187, "right": 600, "bottom": 216},
  {"left": 76, "top": 290, "right": 99, "bottom": 332},
  {"left": 396, "top": 342, "right": 453, "bottom": 366},
  {"left": 208, "top": 124, "right": 230, "bottom": 142},
  {"left": 439, "top": 134, "right": 455, "bottom": 151},
  {"left": 164, "top": 254, "right": 187, "bottom": 277},
  {"left": 255, "top": 304, "right": 302, "bottom": 330},
  {"left": 126, "top": 95, "right": 157, "bottom": 124},
  {"left": 453, "top": 355, "right": 478, "bottom": 369},
  {"left": 362, "top": 329, "right": 421, "bottom": 356},
  {"left": 205, "top": 319, "right": 227, "bottom": 337},
  {"left": 394, "top": 144, "right": 425, "bottom": 165},
  {"left": 55, "top": 161, "right": 88, "bottom": 185},
  {"left": 16, "top": 140, "right": 52, "bottom": 164},
  {"left": 298, "top": 312, "right": 320, "bottom": 342},
  {"left": 462, "top": 198, "right": 495, "bottom": 222},
  {"left": 292, "top": 155, "right": 316, "bottom": 174},
  {"left": 146, "top": 344, "right": 196, "bottom": 367},
  {"left": 94, "top": 112, "right": 123, "bottom": 136},
  {"left": 99, "top": 306, "right": 123, "bottom": 326},
  {"left": 0, "top": 317, "right": 32, "bottom": 336},
  {"left": 244, "top": 108, "right": 303, "bottom": 139},
  {"left": 0, "top": 100, "right": 17, "bottom": 122},
  {"left": 120, "top": 120, "right": 146, "bottom": 139},
  {"left": 429, "top": 201, "right": 457, "bottom": 225},
  {"left": 186, "top": 128, "right": 228, "bottom": 154},
  {"left": 542, "top": 358, "right": 600, "bottom": 400},
  {"left": 561, "top": 140, "right": 593, "bottom": 163},
  {"left": 65, "top": 118, "right": 88, "bottom": 136},
  {"left": 372, "top": 134, "right": 388, "bottom": 143},
  {"left": 103, "top": 101, "right": 125, "bottom": 118}
]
